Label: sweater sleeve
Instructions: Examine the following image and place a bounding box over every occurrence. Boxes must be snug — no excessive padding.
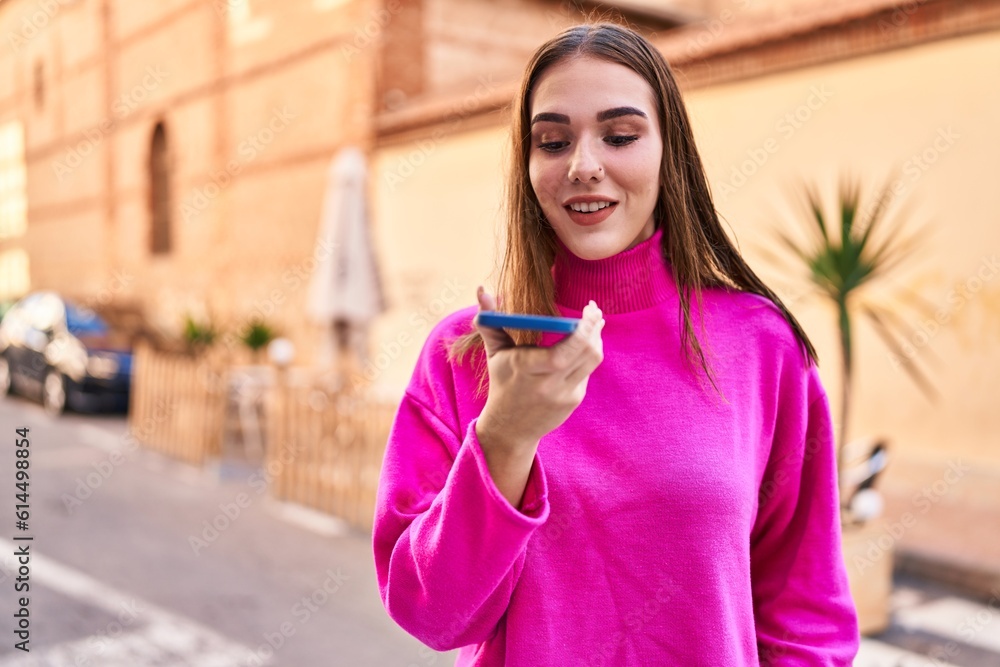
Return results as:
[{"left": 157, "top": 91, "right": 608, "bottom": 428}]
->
[
  {"left": 750, "top": 360, "right": 860, "bottom": 666},
  {"left": 372, "top": 328, "right": 550, "bottom": 651}
]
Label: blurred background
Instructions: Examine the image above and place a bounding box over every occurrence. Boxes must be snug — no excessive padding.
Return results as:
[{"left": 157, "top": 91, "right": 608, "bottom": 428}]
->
[{"left": 0, "top": 0, "right": 997, "bottom": 664}]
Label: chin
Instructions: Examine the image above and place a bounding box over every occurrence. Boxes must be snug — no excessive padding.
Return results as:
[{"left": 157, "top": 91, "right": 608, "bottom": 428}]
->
[{"left": 559, "top": 228, "right": 629, "bottom": 261}]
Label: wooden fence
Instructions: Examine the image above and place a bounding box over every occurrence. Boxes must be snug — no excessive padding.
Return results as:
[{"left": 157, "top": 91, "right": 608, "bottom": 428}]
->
[
  {"left": 128, "top": 341, "right": 397, "bottom": 531},
  {"left": 264, "top": 378, "right": 398, "bottom": 532},
  {"left": 128, "top": 340, "right": 228, "bottom": 466}
]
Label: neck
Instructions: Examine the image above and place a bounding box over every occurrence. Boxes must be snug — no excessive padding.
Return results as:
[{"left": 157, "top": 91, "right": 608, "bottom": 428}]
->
[{"left": 551, "top": 227, "right": 678, "bottom": 314}]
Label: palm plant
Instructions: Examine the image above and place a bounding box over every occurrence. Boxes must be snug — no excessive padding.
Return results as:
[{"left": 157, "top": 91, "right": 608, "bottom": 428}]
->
[{"left": 766, "top": 176, "right": 937, "bottom": 485}]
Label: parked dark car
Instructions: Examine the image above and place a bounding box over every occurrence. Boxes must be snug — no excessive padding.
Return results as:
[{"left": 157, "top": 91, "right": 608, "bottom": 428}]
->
[{"left": 0, "top": 291, "right": 132, "bottom": 415}]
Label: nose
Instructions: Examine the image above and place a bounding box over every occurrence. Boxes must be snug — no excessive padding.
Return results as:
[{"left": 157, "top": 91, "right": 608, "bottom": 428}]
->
[{"left": 566, "top": 138, "right": 604, "bottom": 183}]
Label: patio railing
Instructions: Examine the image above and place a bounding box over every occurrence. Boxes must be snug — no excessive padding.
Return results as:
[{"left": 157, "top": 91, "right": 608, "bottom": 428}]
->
[
  {"left": 265, "top": 376, "right": 397, "bottom": 532},
  {"left": 128, "top": 340, "right": 228, "bottom": 466},
  {"left": 128, "top": 341, "right": 397, "bottom": 531}
]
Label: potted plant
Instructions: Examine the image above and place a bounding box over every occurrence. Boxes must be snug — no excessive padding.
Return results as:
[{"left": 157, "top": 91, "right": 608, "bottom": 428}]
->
[
  {"left": 766, "top": 176, "right": 936, "bottom": 634},
  {"left": 239, "top": 318, "right": 277, "bottom": 365},
  {"left": 182, "top": 312, "right": 219, "bottom": 354}
]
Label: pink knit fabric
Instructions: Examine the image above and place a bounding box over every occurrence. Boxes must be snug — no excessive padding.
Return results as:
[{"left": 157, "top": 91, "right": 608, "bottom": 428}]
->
[{"left": 373, "top": 226, "right": 860, "bottom": 666}]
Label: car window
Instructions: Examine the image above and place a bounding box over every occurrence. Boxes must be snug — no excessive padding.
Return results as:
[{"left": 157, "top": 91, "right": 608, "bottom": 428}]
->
[{"left": 66, "top": 303, "right": 108, "bottom": 336}]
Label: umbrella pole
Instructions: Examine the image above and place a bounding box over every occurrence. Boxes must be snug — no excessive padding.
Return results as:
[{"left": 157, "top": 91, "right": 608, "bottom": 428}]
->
[{"left": 315, "top": 325, "right": 335, "bottom": 370}]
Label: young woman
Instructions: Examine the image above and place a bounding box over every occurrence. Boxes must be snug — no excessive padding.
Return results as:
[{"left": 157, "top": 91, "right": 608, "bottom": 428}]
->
[{"left": 373, "top": 22, "right": 859, "bottom": 666}]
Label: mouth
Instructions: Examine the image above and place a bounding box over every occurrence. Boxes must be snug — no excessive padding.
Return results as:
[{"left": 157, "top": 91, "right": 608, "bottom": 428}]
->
[{"left": 564, "top": 199, "right": 618, "bottom": 226}]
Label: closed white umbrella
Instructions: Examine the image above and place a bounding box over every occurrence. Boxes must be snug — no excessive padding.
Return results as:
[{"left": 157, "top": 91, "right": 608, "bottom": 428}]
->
[{"left": 306, "top": 147, "right": 387, "bottom": 378}]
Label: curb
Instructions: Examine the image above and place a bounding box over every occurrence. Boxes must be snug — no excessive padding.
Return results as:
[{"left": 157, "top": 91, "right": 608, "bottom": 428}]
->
[{"left": 895, "top": 548, "right": 1000, "bottom": 602}]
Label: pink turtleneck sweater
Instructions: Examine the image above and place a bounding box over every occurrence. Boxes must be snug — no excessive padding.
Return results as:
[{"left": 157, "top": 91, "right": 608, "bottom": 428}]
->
[{"left": 373, "top": 227, "right": 860, "bottom": 666}]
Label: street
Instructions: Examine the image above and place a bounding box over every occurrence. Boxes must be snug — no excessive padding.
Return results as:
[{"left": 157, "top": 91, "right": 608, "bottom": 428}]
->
[
  {"left": 0, "top": 393, "right": 454, "bottom": 666},
  {"left": 0, "top": 394, "right": 996, "bottom": 666}
]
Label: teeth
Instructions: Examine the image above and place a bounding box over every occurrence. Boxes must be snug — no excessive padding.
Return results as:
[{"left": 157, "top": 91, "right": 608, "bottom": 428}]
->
[{"left": 569, "top": 201, "right": 612, "bottom": 212}]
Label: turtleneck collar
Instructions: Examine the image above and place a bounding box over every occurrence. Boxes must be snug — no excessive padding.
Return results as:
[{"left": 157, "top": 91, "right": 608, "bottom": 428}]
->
[{"left": 551, "top": 226, "right": 678, "bottom": 315}]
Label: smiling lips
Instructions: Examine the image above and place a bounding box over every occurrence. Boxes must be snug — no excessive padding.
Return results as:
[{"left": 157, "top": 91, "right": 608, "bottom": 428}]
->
[{"left": 564, "top": 198, "right": 618, "bottom": 226}]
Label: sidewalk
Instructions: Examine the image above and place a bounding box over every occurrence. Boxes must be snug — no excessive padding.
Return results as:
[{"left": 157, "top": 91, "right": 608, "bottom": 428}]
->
[
  {"left": 0, "top": 397, "right": 457, "bottom": 666},
  {"left": 873, "top": 452, "right": 1000, "bottom": 599}
]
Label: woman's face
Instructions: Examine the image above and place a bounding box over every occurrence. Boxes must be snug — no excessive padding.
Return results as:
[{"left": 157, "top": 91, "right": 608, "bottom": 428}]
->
[{"left": 528, "top": 55, "right": 663, "bottom": 260}]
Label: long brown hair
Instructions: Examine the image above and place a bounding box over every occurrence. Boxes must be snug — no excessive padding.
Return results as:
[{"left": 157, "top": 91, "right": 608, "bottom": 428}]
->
[{"left": 448, "top": 22, "right": 818, "bottom": 399}]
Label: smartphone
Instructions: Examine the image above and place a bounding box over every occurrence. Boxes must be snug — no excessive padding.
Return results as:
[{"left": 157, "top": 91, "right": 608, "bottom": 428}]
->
[{"left": 475, "top": 311, "right": 581, "bottom": 334}]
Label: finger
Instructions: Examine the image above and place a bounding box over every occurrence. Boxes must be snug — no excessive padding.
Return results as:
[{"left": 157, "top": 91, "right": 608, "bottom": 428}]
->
[
  {"left": 477, "top": 284, "right": 497, "bottom": 311},
  {"left": 473, "top": 285, "right": 516, "bottom": 358},
  {"left": 536, "top": 301, "right": 603, "bottom": 374},
  {"left": 564, "top": 318, "right": 605, "bottom": 385}
]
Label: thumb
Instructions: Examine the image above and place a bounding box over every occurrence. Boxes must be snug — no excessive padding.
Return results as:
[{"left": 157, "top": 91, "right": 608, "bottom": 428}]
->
[{"left": 474, "top": 285, "right": 515, "bottom": 357}]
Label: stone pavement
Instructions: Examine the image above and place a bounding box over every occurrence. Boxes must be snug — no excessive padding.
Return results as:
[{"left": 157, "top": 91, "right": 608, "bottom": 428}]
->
[
  {"left": 871, "top": 451, "right": 1000, "bottom": 596},
  {"left": 857, "top": 572, "right": 1000, "bottom": 667}
]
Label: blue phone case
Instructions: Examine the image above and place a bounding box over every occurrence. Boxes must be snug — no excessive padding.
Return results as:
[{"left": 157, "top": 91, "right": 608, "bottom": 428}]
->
[{"left": 475, "top": 311, "right": 580, "bottom": 334}]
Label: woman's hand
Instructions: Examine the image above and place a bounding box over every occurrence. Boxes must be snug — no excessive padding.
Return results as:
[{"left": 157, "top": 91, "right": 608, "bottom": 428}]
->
[{"left": 472, "top": 285, "right": 605, "bottom": 507}]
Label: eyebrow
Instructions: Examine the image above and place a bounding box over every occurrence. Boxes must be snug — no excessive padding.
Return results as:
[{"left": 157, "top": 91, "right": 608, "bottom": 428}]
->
[
  {"left": 597, "top": 106, "right": 647, "bottom": 122},
  {"left": 530, "top": 106, "right": 648, "bottom": 126},
  {"left": 531, "top": 112, "right": 570, "bottom": 125}
]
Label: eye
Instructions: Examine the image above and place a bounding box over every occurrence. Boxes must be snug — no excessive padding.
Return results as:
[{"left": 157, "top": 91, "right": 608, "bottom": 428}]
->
[
  {"left": 605, "top": 135, "right": 639, "bottom": 147},
  {"left": 536, "top": 141, "right": 569, "bottom": 153}
]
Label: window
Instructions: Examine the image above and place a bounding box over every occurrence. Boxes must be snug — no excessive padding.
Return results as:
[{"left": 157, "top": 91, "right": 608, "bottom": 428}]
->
[
  {"left": 0, "top": 249, "right": 29, "bottom": 301},
  {"left": 227, "top": 0, "right": 251, "bottom": 23},
  {"left": 0, "top": 121, "right": 27, "bottom": 242},
  {"left": 0, "top": 121, "right": 29, "bottom": 300},
  {"left": 225, "top": 0, "right": 271, "bottom": 44},
  {"left": 66, "top": 301, "right": 108, "bottom": 336},
  {"left": 33, "top": 61, "right": 44, "bottom": 109},
  {"left": 149, "top": 122, "right": 171, "bottom": 255}
]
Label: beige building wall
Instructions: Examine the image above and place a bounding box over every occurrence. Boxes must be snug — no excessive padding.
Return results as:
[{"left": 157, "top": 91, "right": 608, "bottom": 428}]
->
[
  {"left": 0, "top": 0, "right": 675, "bottom": 366},
  {"left": 369, "top": 28, "right": 1000, "bottom": 473},
  {"left": 688, "top": 29, "right": 1000, "bottom": 470},
  {"left": 2, "top": 0, "right": 994, "bottom": 445},
  {"left": 0, "top": 0, "right": 379, "bottom": 363},
  {"left": 370, "top": 124, "right": 509, "bottom": 398}
]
